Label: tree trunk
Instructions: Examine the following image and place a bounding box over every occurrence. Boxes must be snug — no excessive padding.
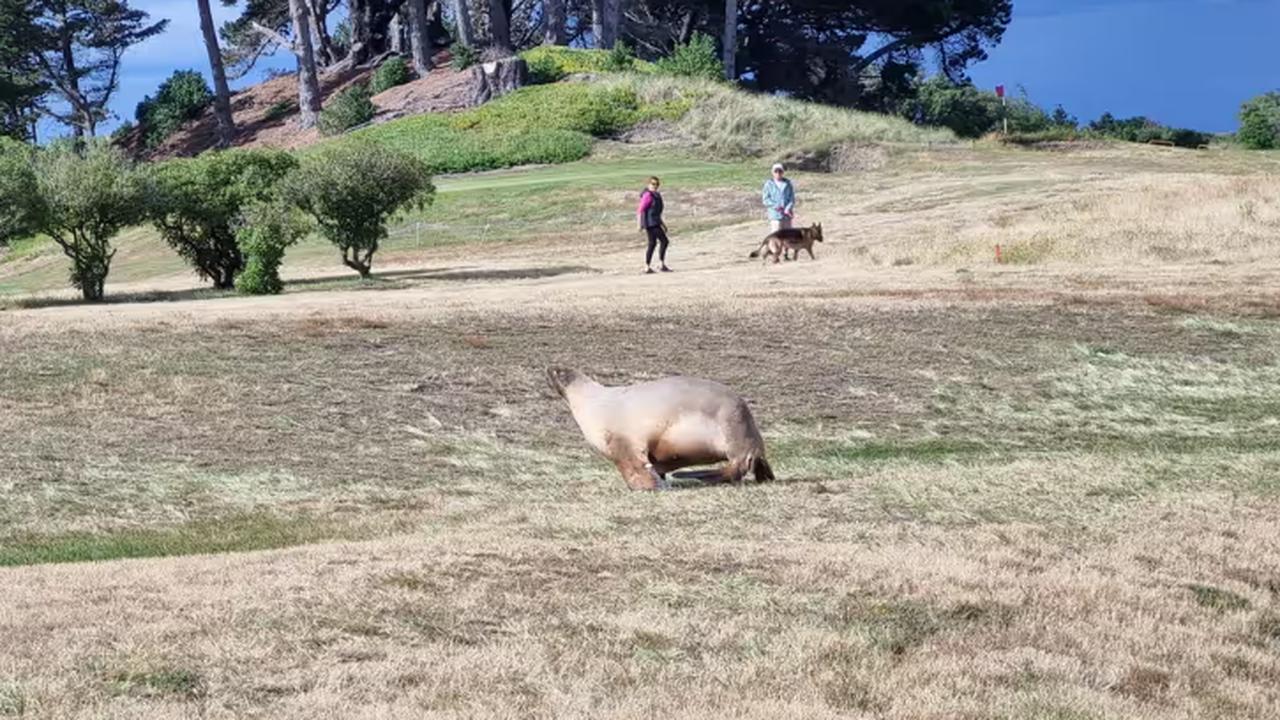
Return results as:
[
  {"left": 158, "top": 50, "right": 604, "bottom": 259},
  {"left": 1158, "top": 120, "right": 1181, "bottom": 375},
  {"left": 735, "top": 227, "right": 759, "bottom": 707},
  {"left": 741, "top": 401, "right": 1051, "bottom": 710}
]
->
[
  {"left": 58, "top": 29, "right": 87, "bottom": 137},
  {"left": 452, "top": 0, "right": 475, "bottom": 47},
  {"left": 406, "top": 0, "right": 434, "bottom": 74},
  {"left": 471, "top": 56, "right": 527, "bottom": 104},
  {"left": 288, "top": 0, "right": 323, "bottom": 129},
  {"left": 197, "top": 0, "right": 236, "bottom": 147},
  {"left": 82, "top": 275, "right": 104, "bottom": 302},
  {"left": 349, "top": 0, "right": 370, "bottom": 57},
  {"left": 309, "top": 0, "right": 336, "bottom": 65},
  {"left": 677, "top": 9, "right": 696, "bottom": 45},
  {"left": 342, "top": 245, "right": 376, "bottom": 278},
  {"left": 591, "top": 0, "right": 604, "bottom": 48},
  {"left": 722, "top": 0, "right": 736, "bottom": 81},
  {"left": 389, "top": 10, "right": 404, "bottom": 53},
  {"left": 543, "top": 0, "right": 566, "bottom": 45},
  {"left": 487, "top": 0, "right": 512, "bottom": 52},
  {"left": 592, "top": 0, "right": 619, "bottom": 49}
]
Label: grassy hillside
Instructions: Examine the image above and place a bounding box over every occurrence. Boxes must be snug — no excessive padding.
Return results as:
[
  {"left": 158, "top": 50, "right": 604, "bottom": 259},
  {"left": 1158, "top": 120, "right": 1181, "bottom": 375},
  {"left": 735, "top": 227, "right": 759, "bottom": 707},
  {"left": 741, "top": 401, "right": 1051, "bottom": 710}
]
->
[{"left": 322, "top": 72, "right": 953, "bottom": 175}]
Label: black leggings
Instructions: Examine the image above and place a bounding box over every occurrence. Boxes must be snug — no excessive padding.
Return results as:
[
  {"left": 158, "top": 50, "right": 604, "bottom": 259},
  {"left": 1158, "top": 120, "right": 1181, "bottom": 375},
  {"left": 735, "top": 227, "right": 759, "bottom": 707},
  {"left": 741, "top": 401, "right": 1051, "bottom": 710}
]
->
[{"left": 645, "top": 225, "right": 669, "bottom": 265}]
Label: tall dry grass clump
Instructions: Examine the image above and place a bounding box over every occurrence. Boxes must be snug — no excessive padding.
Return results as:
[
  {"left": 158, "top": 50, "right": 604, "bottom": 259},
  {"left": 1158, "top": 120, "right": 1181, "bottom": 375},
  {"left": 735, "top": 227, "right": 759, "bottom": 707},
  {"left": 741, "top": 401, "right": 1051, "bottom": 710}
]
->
[
  {"left": 896, "top": 172, "right": 1280, "bottom": 267},
  {"left": 607, "top": 75, "right": 955, "bottom": 157}
]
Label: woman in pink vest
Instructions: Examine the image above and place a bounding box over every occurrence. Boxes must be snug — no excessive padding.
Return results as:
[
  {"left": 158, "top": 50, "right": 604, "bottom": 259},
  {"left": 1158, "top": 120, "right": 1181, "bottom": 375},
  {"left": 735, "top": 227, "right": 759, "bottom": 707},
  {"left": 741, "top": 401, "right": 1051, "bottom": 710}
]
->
[{"left": 637, "top": 176, "right": 672, "bottom": 274}]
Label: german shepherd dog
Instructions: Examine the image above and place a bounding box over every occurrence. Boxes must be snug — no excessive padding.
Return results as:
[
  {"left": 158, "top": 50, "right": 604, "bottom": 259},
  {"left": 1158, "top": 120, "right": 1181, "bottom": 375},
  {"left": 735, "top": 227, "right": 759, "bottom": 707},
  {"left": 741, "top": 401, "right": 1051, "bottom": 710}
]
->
[{"left": 748, "top": 223, "right": 824, "bottom": 263}]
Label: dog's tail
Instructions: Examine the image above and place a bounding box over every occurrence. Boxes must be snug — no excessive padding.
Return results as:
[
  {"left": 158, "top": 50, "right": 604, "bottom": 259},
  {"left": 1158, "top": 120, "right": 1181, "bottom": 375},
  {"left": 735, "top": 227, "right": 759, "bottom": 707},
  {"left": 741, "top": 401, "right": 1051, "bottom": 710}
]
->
[{"left": 748, "top": 238, "right": 769, "bottom": 258}]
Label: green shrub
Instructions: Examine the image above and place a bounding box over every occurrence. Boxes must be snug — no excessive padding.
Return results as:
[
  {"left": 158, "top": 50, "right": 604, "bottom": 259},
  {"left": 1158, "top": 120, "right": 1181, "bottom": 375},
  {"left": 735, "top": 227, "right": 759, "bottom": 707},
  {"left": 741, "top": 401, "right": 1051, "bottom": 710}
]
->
[
  {"left": 1088, "top": 113, "right": 1211, "bottom": 148},
  {"left": 318, "top": 82, "right": 376, "bottom": 136},
  {"left": 235, "top": 202, "right": 311, "bottom": 295},
  {"left": 1238, "top": 92, "right": 1280, "bottom": 150},
  {"left": 604, "top": 42, "right": 636, "bottom": 72},
  {"left": 904, "top": 77, "right": 1001, "bottom": 138},
  {"left": 29, "top": 140, "right": 147, "bottom": 301},
  {"left": 452, "top": 83, "right": 647, "bottom": 137},
  {"left": 284, "top": 141, "right": 434, "bottom": 277},
  {"left": 999, "top": 127, "right": 1089, "bottom": 145},
  {"left": 0, "top": 137, "right": 38, "bottom": 246},
  {"left": 263, "top": 100, "right": 296, "bottom": 123},
  {"left": 1166, "top": 127, "right": 1212, "bottom": 148},
  {"left": 371, "top": 56, "right": 412, "bottom": 94},
  {"left": 527, "top": 53, "right": 566, "bottom": 85},
  {"left": 519, "top": 46, "right": 655, "bottom": 77},
  {"left": 654, "top": 33, "right": 724, "bottom": 82},
  {"left": 135, "top": 70, "right": 214, "bottom": 147},
  {"left": 451, "top": 43, "right": 479, "bottom": 70},
  {"left": 147, "top": 149, "right": 299, "bottom": 289},
  {"left": 904, "top": 77, "right": 1054, "bottom": 138}
]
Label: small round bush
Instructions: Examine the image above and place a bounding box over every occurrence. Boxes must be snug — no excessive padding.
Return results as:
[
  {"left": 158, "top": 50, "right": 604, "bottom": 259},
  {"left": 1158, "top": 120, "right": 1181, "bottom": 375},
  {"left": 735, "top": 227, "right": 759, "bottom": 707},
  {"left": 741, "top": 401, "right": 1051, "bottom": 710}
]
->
[
  {"left": 30, "top": 140, "right": 147, "bottom": 301},
  {"left": 318, "top": 83, "right": 376, "bottom": 136},
  {"left": 1238, "top": 92, "right": 1280, "bottom": 150},
  {"left": 135, "top": 70, "right": 214, "bottom": 147},
  {"left": 236, "top": 202, "right": 311, "bottom": 295},
  {"left": 527, "top": 54, "right": 566, "bottom": 85},
  {"left": 654, "top": 34, "right": 724, "bottom": 82},
  {"left": 603, "top": 42, "right": 636, "bottom": 72},
  {"left": 284, "top": 141, "right": 434, "bottom": 277},
  {"left": 371, "top": 56, "right": 412, "bottom": 94}
]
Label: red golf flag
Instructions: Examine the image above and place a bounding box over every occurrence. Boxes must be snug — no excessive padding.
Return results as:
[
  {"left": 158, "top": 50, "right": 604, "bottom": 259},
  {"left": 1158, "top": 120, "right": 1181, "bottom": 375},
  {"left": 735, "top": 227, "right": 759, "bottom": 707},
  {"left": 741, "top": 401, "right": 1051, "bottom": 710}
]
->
[{"left": 995, "top": 84, "right": 1005, "bottom": 98}]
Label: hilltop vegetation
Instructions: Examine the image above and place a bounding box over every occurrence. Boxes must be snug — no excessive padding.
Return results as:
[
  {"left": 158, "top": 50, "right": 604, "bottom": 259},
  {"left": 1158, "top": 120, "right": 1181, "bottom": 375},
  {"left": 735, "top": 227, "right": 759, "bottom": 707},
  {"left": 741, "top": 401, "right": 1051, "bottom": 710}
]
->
[{"left": 332, "top": 71, "right": 952, "bottom": 176}]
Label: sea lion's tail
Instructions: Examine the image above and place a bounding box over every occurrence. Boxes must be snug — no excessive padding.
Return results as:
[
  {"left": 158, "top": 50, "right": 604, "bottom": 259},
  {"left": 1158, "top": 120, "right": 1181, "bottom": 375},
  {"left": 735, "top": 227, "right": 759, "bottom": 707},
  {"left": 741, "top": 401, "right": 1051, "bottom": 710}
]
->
[{"left": 753, "top": 456, "right": 775, "bottom": 482}]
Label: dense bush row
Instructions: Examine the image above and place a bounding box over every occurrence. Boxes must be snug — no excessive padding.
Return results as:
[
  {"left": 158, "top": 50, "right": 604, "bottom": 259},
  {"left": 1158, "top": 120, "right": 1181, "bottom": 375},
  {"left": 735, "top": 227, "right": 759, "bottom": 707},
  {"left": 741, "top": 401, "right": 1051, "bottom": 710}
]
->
[
  {"left": 0, "top": 140, "right": 433, "bottom": 300},
  {"left": 904, "top": 77, "right": 1215, "bottom": 148}
]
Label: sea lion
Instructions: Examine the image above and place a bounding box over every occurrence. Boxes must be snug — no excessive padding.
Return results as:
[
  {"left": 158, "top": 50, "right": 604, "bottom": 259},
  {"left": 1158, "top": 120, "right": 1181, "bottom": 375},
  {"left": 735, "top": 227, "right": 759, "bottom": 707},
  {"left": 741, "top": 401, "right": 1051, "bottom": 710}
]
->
[{"left": 546, "top": 367, "right": 775, "bottom": 491}]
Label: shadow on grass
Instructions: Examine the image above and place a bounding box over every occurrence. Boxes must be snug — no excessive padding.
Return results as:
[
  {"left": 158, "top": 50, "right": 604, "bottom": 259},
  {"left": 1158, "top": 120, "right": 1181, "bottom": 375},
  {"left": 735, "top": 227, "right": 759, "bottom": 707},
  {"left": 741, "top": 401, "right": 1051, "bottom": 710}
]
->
[
  {"left": 0, "top": 512, "right": 368, "bottom": 568},
  {"left": 1, "top": 265, "right": 599, "bottom": 312},
  {"left": 0, "top": 286, "right": 234, "bottom": 311}
]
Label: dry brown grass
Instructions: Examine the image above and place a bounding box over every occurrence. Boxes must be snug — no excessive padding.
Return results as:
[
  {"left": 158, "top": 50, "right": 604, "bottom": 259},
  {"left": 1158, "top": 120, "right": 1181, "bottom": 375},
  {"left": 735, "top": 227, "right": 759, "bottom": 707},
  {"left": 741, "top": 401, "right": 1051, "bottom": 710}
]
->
[{"left": 2, "top": 144, "right": 1280, "bottom": 718}]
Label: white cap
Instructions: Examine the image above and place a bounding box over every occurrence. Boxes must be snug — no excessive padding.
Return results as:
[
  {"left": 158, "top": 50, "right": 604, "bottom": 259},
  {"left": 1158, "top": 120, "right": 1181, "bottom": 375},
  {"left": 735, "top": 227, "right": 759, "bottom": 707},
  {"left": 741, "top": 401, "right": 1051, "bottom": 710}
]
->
[{"left": 771, "top": 163, "right": 785, "bottom": 172}]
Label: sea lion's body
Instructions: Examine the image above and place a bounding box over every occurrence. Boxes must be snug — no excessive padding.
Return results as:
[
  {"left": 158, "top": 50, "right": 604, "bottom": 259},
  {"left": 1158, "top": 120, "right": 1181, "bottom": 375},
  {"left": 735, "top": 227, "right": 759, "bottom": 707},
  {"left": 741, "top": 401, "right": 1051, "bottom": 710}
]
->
[{"left": 547, "top": 368, "right": 775, "bottom": 490}]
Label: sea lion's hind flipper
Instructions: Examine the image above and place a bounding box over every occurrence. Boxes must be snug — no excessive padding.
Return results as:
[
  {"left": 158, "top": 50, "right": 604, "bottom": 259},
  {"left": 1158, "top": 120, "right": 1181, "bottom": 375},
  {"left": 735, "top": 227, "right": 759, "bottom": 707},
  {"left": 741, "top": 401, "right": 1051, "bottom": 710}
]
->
[
  {"left": 753, "top": 457, "right": 775, "bottom": 482},
  {"left": 670, "top": 468, "right": 728, "bottom": 483}
]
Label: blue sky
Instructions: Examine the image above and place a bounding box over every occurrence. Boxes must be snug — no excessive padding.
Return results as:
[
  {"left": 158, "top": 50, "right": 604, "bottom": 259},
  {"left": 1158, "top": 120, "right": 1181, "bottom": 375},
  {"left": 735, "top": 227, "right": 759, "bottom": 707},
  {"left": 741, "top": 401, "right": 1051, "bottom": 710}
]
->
[
  {"left": 967, "top": 0, "right": 1279, "bottom": 133},
  {"left": 72, "top": 0, "right": 1280, "bottom": 139}
]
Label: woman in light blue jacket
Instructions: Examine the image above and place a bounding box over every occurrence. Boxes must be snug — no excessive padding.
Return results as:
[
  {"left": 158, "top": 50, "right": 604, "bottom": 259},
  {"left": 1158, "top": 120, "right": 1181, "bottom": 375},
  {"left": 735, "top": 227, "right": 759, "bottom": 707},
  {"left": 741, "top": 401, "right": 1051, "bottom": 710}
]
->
[{"left": 761, "top": 163, "right": 796, "bottom": 231}]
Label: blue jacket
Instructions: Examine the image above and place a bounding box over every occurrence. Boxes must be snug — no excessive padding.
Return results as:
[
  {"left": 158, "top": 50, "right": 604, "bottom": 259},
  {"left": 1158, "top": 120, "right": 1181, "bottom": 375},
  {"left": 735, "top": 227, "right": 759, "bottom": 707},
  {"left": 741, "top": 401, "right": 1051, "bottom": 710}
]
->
[{"left": 762, "top": 178, "right": 795, "bottom": 221}]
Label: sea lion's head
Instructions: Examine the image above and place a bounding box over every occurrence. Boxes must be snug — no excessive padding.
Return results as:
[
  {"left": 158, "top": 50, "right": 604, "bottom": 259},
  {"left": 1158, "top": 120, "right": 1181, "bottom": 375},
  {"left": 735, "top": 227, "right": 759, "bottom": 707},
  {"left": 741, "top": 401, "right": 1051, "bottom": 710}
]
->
[{"left": 546, "top": 367, "right": 586, "bottom": 399}]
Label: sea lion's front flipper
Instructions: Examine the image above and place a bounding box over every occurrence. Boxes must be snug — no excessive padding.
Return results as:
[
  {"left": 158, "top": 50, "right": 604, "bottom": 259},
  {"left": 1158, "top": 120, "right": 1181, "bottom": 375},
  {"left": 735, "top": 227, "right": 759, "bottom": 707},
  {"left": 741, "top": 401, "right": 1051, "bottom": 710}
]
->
[{"left": 607, "top": 435, "right": 665, "bottom": 491}]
